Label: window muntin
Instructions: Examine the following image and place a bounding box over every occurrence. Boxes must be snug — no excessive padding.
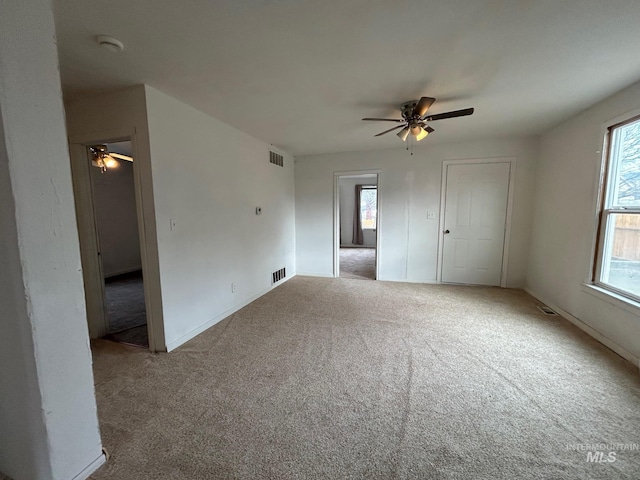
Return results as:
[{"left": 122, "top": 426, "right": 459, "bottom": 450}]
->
[
  {"left": 360, "top": 186, "right": 377, "bottom": 229},
  {"left": 595, "top": 116, "right": 640, "bottom": 302}
]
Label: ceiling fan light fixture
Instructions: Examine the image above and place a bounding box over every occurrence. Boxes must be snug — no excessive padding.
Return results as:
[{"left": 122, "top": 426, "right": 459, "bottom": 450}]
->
[
  {"left": 415, "top": 127, "right": 429, "bottom": 141},
  {"left": 103, "top": 155, "right": 119, "bottom": 169},
  {"left": 397, "top": 126, "right": 410, "bottom": 141},
  {"left": 362, "top": 97, "right": 474, "bottom": 144},
  {"left": 89, "top": 144, "right": 131, "bottom": 172}
]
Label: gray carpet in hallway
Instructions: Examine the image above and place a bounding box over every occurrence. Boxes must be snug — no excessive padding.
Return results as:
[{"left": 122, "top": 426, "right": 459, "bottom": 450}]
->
[
  {"left": 90, "top": 276, "right": 640, "bottom": 479},
  {"left": 340, "top": 247, "right": 376, "bottom": 280}
]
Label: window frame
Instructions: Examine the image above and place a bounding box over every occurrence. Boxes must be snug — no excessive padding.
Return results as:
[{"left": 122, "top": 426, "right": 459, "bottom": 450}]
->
[
  {"left": 360, "top": 185, "right": 377, "bottom": 230},
  {"left": 592, "top": 114, "right": 640, "bottom": 304}
]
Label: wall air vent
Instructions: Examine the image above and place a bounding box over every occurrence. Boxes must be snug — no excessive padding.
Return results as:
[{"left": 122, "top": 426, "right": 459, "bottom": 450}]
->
[
  {"left": 272, "top": 267, "right": 286, "bottom": 284},
  {"left": 537, "top": 305, "right": 558, "bottom": 316},
  {"left": 269, "top": 151, "right": 284, "bottom": 167}
]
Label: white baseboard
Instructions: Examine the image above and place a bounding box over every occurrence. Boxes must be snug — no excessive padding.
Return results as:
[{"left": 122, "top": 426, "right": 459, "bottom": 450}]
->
[
  {"left": 165, "top": 274, "right": 296, "bottom": 352},
  {"left": 71, "top": 452, "right": 106, "bottom": 480},
  {"left": 525, "top": 287, "right": 639, "bottom": 368},
  {"left": 378, "top": 277, "right": 439, "bottom": 284}
]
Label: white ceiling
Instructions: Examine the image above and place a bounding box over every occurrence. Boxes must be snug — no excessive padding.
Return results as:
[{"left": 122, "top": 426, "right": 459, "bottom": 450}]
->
[{"left": 54, "top": 0, "right": 640, "bottom": 157}]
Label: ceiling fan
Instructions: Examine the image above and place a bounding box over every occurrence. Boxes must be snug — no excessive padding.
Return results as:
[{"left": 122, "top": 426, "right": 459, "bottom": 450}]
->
[
  {"left": 362, "top": 97, "right": 474, "bottom": 142},
  {"left": 89, "top": 144, "right": 133, "bottom": 173}
]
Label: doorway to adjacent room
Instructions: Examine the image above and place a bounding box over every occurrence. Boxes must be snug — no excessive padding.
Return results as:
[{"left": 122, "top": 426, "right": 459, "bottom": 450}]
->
[
  {"left": 70, "top": 138, "right": 152, "bottom": 348},
  {"left": 90, "top": 141, "right": 148, "bottom": 347},
  {"left": 335, "top": 173, "right": 380, "bottom": 280}
]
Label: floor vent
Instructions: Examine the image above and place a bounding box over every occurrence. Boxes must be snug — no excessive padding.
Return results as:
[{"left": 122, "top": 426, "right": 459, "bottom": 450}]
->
[
  {"left": 537, "top": 305, "right": 558, "bottom": 316},
  {"left": 269, "top": 151, "right": 284, "bottom": 167},
  {"left": 272, "top": 267, "right": 286, "bottom": 284}
]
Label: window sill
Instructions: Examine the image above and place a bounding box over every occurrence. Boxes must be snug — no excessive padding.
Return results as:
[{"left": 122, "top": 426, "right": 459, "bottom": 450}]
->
[{"left": 581, "top": 283, "right": 640, "bottom": 316}]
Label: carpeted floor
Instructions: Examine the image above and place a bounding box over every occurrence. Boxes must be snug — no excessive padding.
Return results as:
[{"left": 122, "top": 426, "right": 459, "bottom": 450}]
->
[
  {"left": 89, "top": 276, "right": 640, "bottom": 479},
  {"left": 103, "top": 271, "right": 148, "bottom": 347},
  {"left": 340, "top": 247, "right": 376, "bottom": 280}
]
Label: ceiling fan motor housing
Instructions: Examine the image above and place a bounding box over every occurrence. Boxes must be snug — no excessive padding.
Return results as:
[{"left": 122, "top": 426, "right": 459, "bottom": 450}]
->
[
  {"left": 401, "top": 101, "right": 419, "bottom": 121},
  {"left": 89, "top": 144, "right": 108, "bottom": 154}
]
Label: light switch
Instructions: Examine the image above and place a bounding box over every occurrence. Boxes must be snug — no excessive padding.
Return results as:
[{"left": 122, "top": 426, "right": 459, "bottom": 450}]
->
[
  {"left": 427, "top": 211, "right": 436, "bottom": 219},
  {"left": 170, "top": 218, "right": 176, "bottom": 231},
  {"left": 256, "top": 207, "right": 262, "bottom": 215}
]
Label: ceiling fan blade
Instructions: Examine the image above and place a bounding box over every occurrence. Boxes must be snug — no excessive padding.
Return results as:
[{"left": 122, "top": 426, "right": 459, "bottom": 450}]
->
[
  {"left": 425, "top": 108, "right": 474, "bottom": 122},
  {"left": 413, "top": 96, "right": 435, "bottom": 117},
  {"left": 425, "top": 125, "right": 435, "bottom": 134},
  {"left": 375, "top": 125, "right": 405, "bottom": 137},
  {"left": 109, "top": 152, "right": 134, "bottom": 162},
  {"left": 362, "top": 118, "right": 404, "bottom": 122}
]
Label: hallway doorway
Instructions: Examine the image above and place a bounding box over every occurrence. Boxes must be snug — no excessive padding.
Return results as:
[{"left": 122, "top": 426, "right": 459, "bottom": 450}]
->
[
  {"left": 89, "top": 141, "right": 148, "bottom": 347},
  {"left": 334, "top": 172, "right": 380, "bottom": 280}
]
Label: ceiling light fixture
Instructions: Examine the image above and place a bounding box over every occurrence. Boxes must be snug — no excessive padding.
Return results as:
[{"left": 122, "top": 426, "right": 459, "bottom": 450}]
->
[
  {"left": 89, "top": 145, "right": 133, "bottom": 173},
  {"left": 396, "top": 126, "right": 410, "bottom": 141},
  {"left": 363, "top": 97, "right": 474, "bottom": 145},
  {"left": 415, "top": 127, "right": 429, "bottom": 141},
  {"left": 95, "top": 35, "right": 124, "bottom": 53}
]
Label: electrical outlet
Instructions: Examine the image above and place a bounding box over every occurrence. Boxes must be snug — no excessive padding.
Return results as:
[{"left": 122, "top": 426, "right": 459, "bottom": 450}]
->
[{"left": 231, "top": 282, "right": 237, "bottom": 293}]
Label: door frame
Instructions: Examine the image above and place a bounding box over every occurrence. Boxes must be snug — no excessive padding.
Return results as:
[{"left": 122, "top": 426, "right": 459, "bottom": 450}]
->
[
  {"left": 333, "top": 170, "right": 382, "bottom": 279},
  {"left": 68, "top": 128, "right": 166, "bottom": 352},
  {"left": 437, "top": 157, "right": 516, "bottom": 287}
]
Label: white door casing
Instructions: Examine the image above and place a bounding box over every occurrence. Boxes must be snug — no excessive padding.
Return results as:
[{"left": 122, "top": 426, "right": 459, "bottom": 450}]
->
[
  {"left": 333, "top": 170, "right": 382, "bottom": 279},
  {"left": 441, "top": 162, "right": 511, "bottom": 286},
  {"left": 68, "top": 130, "right": 167, "bottom": 352}
]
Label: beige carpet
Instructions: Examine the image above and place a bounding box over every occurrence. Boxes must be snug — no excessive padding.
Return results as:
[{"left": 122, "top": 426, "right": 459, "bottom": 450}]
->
[
  {"left": 88, "top": 276, "right": 640, "bottom": 479},
  {"left": 340, "top": 247, "right": 376, "bottom": 280}
]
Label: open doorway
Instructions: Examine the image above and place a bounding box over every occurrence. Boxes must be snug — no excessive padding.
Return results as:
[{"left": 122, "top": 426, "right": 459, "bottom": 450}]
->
[
  {"left": 335, "top": 173, "right": 379, "bottom": 280},
  {"left": 70, "top": 139, "right": 150, "bottom": 348},
  {"left": 69, "top": 131, "right": 164, "bottom": 352},
  {"left": 90, "top": 141, "right": 148, "bottom": 347}
]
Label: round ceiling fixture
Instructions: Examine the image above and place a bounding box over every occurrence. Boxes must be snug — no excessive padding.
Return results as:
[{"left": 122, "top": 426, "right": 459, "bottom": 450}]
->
[{"left": 95, "top": 35, "right": 124, "bottom": 53}]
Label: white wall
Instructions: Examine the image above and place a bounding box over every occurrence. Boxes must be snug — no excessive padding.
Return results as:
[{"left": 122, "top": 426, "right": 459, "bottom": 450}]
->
[
  {"left": 91, "top": 143, "right": 142, "bottom": 277},
  {"left": 295, "top": 137, "right": 538, "bottom": 285},
  {"left": 339, "top": 175, "right": 377, "bottom": 247},
  {"left": 144, "top": 86, "right": 296, "bottom": 350},
  {"left": 65, "top": 85, "right": 297, "bottom": 351},
  {"left": 526, "top": 79, "right": 640, "bottom": 362},
  {"left": 0, "top": 1, "right": 103, "bottom": 478}
]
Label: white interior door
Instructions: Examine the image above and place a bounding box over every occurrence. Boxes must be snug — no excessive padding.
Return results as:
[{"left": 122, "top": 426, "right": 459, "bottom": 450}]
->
[{"left": 441, "top": 162, "right": 510, "bottom": 286}]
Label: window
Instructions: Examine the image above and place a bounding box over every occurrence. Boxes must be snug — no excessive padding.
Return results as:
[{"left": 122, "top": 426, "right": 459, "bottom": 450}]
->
[
  {"left": 360, "top": 186, "right": 377, "bottom": 229},
  {"left": 594, "top": 116, "right": 640, "bottom": 302}
]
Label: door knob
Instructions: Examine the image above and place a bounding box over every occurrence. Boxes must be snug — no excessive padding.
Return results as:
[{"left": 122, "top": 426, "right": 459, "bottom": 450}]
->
[{"left": 444, "top": 229, "right": 450, "bottom": 234}]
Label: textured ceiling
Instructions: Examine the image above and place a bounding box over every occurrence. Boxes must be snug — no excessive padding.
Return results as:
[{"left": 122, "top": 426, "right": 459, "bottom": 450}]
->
[{"left": 54, "top": 0, "right": 640, "bottom": 156}]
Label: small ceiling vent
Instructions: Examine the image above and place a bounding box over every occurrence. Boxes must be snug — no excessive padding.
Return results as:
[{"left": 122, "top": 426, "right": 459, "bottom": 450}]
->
[
  {"left": 270, "top": 151, "right": 284, "bottom": 167},
  {"left": 272, "top": 267, "right": 286, "bottom": 285}
]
